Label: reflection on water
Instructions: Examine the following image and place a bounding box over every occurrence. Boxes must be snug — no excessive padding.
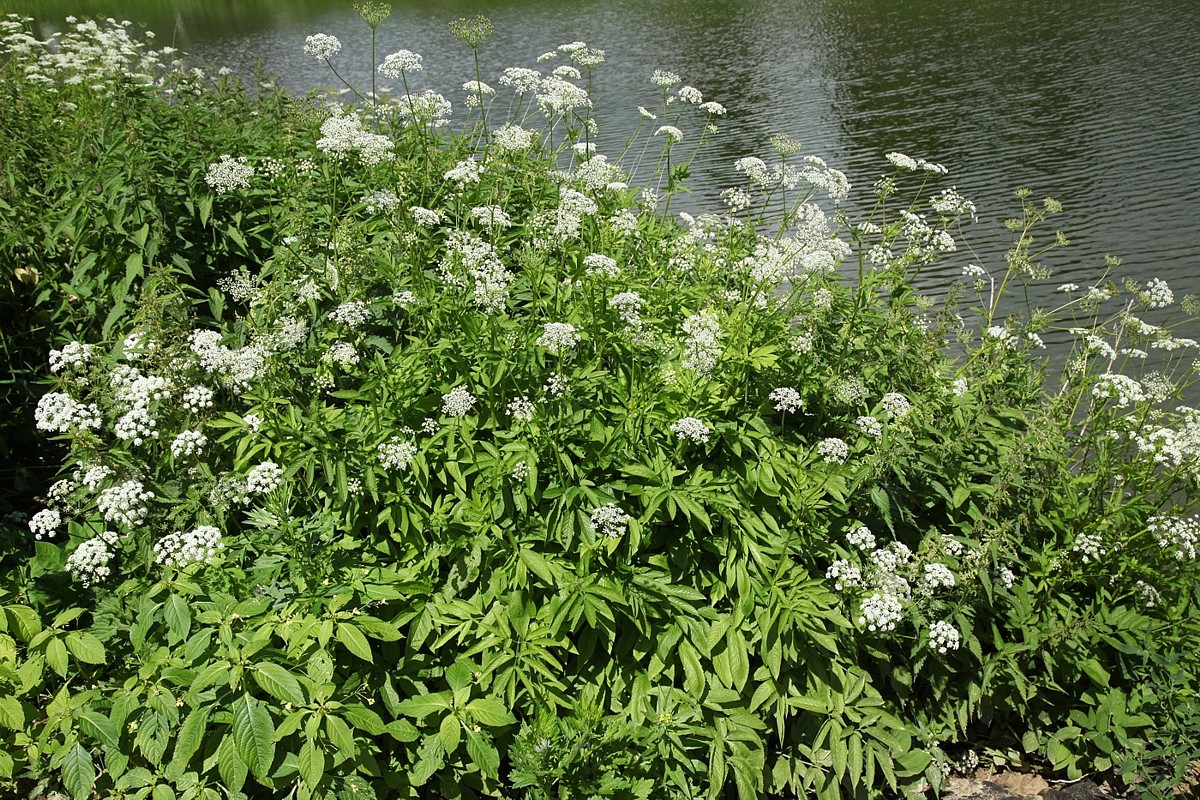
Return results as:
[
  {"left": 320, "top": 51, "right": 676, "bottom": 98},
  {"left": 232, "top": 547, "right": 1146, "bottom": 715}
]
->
[{"left": 5, "top": 0, "right": 1199, "bottom": 325}]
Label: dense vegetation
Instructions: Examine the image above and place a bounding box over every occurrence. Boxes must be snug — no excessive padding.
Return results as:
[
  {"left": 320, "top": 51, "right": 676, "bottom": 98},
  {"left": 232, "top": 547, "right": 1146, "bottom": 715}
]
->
[{"left": 2, "top": 9, "right": 1199, "bottom": 799}]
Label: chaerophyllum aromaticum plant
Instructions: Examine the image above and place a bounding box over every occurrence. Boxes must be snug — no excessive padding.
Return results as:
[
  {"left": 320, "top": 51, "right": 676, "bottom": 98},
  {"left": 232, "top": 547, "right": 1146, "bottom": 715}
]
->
[{"left": 3, "top": 8, "right": 1200, "bottom": 800}]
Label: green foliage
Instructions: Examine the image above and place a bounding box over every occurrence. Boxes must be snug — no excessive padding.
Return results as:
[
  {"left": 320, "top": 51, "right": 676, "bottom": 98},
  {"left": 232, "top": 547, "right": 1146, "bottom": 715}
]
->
[{"left": 2, "top": 10, "right": 1199, "bottom": 800}]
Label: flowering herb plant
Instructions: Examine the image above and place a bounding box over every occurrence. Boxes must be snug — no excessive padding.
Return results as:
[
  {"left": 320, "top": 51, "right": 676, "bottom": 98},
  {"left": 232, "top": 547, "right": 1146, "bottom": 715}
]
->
[{"left": 2, "top": 9, "right": 1199, "bottom": 800}]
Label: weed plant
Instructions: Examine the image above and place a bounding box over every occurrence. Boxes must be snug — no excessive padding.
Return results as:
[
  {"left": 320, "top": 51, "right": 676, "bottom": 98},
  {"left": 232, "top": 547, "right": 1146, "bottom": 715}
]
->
[{"left": 2, "top": 10, "right": 1199, "bottom": 800}]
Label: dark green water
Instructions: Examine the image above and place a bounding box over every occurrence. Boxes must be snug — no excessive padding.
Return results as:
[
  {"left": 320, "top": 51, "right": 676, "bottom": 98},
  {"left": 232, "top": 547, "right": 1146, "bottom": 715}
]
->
[{"left": 6, "top": 0, "right": 1200, "bottom": 335}]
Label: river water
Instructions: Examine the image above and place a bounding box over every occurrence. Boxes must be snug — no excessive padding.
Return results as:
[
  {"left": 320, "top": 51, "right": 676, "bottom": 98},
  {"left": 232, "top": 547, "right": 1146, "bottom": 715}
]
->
[{"left": 8, "top": 0, "right": 1200, "bottom": 349}]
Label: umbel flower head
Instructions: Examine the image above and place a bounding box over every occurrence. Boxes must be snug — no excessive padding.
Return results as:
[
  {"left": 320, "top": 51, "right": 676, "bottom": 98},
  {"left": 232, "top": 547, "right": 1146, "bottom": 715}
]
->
[{"left": 450, "top": 15, "right": 494, "bottom": 50}]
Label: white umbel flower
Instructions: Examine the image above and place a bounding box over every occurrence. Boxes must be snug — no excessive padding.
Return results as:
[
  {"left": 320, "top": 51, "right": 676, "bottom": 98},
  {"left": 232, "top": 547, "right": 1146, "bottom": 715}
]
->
[{"left": 442, "top": 386, "right": 477, "bottom": 417}]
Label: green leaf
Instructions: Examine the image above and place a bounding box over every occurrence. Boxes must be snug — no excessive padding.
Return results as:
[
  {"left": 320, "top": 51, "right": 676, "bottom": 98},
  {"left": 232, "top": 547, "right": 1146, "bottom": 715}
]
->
[
  {"left": 325, "top": 713, "right": 356, "bottom": 760},
  {"left": 253, "top": 662, "right": 305, "bottom": 706},
  {"left": 439, "top": 715, "right": 462, "bottom": 754},
  {"left": 340, "top": 705, "right": 385, "bottom": 735},
  {"left": 336, "top": 622, "right": 373, "bottom": 662},
  {"left": 518, "top": 548, "right": 560, "bottom": 586},
  {"left": 465, "top": 697, "right": 515, "bottom": 728},
  {"left": 164, "top": 595, "right": 191, "bottom": 645},
  {"left": 65, "top": 632, "right": 106, "bottom": 665},
  {"left": 5, "top": 605, "right": 42, "bottom": 641},
  {"left": 352, "top": 615, "right": 401, "bottom": 641},
  {"left": 466, "top": 729, "right": 500, "bottom": 779},
  {"left": 0, "top": 696, "right": 24, "bottom": 730},
  {"left": 171, "top": 706, "right": 209, "bottom": 769},
  {"left": 77, "top": 710, "right": 120, "bottom": 750},
  {"left": 1080, "top": 658, "right": 1110, "bottom": 687},
  {"left": 216, "top": 733, "right": 248, "bottom": 792},
  {"left": 231, "top": 693, "right": 275, "bottom": 780},
  {"left": 61, "top": 743, "right": 96, "bottom": 800},
  {"left": 298, "top": 738, "right": 325, "bottom": 789},
  {"left": 394, "top": 694, "right": 451, "bottom": 719},
  {"left": 46, "top": 636, "right": 69, "bottom": 677}
]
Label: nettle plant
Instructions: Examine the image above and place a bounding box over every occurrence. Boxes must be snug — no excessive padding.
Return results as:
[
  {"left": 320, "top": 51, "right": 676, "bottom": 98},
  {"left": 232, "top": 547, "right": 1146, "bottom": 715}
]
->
[{"left": 5, "top": 8, "right": 1200, "bottom": 800}]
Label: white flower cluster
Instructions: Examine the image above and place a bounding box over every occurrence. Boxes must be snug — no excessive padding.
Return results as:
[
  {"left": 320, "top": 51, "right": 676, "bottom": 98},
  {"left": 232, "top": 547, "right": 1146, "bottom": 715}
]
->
[
  {"left": 507, "top": 396, "right": 535, "bottom": 422},
  {"left": 671, "top": 416, "right": 711, "bottom": 444},
  {"left": 377, "top": 49, "right": 422, "bottom": 77},
  {"left": 189, "top": 330, "right": 266, "bottom": 389},
  {"left": 858, "top": 592, "right": 904, "bottom": 632},
  {"left": 1148, "top": 515, "right": 1199, "bottom": 560},
  {"left": 681, "top": 309, "right": 721, "bottom": 377},
  {"left": 499, "top": 66, "right": 542, "bottom": 93},
  {"left": 536, "top": 322, "right": 580, "bottom": 354},
  {"left": 885, "top": 152, "right": 947, "bottom": 174},
  {"left": 608, "top": 292, "right": 645, "bottom": 330},
  {"left": 543, "top": 373, "right": 569, "bottom": 398},
  {"left": 462, "top": 80, "right": 495, "bottom": 107},
  {"left": 769, "top": 387, "right": 803, "bottom": 413},
  {"left": 324, "top": 341, "right": 359, "bottom": 368},
  {"left": 589, "top": 503, "right": 632, "bottom": 539},
  {"left": 65, "top": 530, "right": 118, "bottom": 587},
  {"left": 205, "top": 155, "right": 254, "bottom": 194},
  {"left": 551, "top": 188, "right": 598, "bottom": 240},
  {"left": 317, "top": 110, "right": 393, "bottom": 166},
  {"left": 920, "top": 563, "right": 957, "bottom": 592},
  {"left": 1140, "top": 278, "right": 1173, "bottom": 309},
  {"left": 1072, "top": 531, "right": 1107, "bottom": 563},
  {"left": 396, "top": 90, "right": 453, "bottom": 127},
  {"left": 49, "top": 341, "right": 92, "bottom": 373},
  {"left": 825, "top": 560, "right": 862, "bottom": 591},
  {"left": 583, "top": 253, "right": 619, "bottom": 278},
  {"left": 492, "top": 123, "right": 535, "bottom": 153},
  {"left": 442, "top": 386, "right": 477, "bottom": 417},
  {"left": 378, "top": 438, "right": 418, "bottom": 472},
  {"left": 471, "top": 205, "right": 512, "bottom": 228},
  {"left": 170, "top": 430, "right": 206, "bottom": 459},
  {"left": 28, "top": 508, "right": 61, "bottom": 540},
  {"left": 654, "top": 125, "right": 683, "bottom": 144},
  {"left": 154, "top": 525, "right": 223, "bottom": 569},
  {"left": 846, "top": 525, "right": 876, "bottom": 551},
  {"left": 1135, "top": 407, "right": 1200, "bottom": 475},
  {"left": 1091, "top": 373, "right": 1145, "bottom": 409},
  {"left": 181, "top": 384, "right": 214, "bottom": 413},
  {"left": 881, "top": 392, "right": 911, "bottom": 419},
  {"left": 114, "top": 373, "right": 169, "bottom": 445},
  {"left": 928, "top": 620, "right": 961, "bottom": 654},
  {"left": 34, "top": 392, "right": 101, "bottom": 434},
  {"left": 245, "top": 462, "right": 283, "bottom": 495},
  {"left": 304, "top": 33, "right": 341, "bottom": 61},
  {"left": 817, "top": 437, "right": 849, "bottom": 464},
  {"left": 97, "top": 480, "right": 153, "bottom": 528},
  {"left": 856, "top": 416, "right": 883, "bottom": 438},
  {"left": 330, "top": 300, "right": 372, "bottom": 327}
]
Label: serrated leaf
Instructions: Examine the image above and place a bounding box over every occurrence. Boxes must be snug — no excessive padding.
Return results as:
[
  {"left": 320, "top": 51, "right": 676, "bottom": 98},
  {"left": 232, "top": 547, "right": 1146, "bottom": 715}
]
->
[
  {"left": 466, "top": 729, "right": 499, "bottom": 779},
  {"left": 465, "top": 697, "right": 515, "bottom": 728},
  {"left": 164, "top": 595, "right": 191, "bottom": 645},
  {"left": 216, "top": 733, "right": 248, "bottom": 792},
  {"left": 336, "top": 622, "right": 373, "bottom": 662},
  {"left": 77, "top": 710, "right": 119, "bottom": 750},
  {"left": 46, "top": 636, "right": 69, "bottom": 677},
  {"left": 299, "top": 738, "right": 325, "bottom": 789},
  {"left": 231, "top": 693, "right": 275, "bottom": 780},
  {"left": 340, "top": 705, "right": 384, "bottom": 735},
  {"left": 64, "top": 632, "right": 106, "bottom": 665},
  {"left": 394, "top": 694, "right": 451, "bottom": 719},
  {"left": 61, "top": 742, "right": 95, "bottom": 800},
  {"left": 171, "top": 706, "right": 209, "bottom": 769},
  {"left": 253, "top": 662, "right": 305, "bottom": 706},
  {"left": 0, "top": 696, "right": 24, "bottom": 730},
  {"left": 325, "top": 713, "right": 356, "bottom": 760},
  {"left": 439, "top": 715, "right": 461, "bottom": 754}
]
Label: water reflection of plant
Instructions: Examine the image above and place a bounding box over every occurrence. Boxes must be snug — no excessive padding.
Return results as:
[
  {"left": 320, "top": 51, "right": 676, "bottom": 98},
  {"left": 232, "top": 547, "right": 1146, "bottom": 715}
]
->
[{"left": 3, "top": 10, "right": 1200, "bottom": 800}]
